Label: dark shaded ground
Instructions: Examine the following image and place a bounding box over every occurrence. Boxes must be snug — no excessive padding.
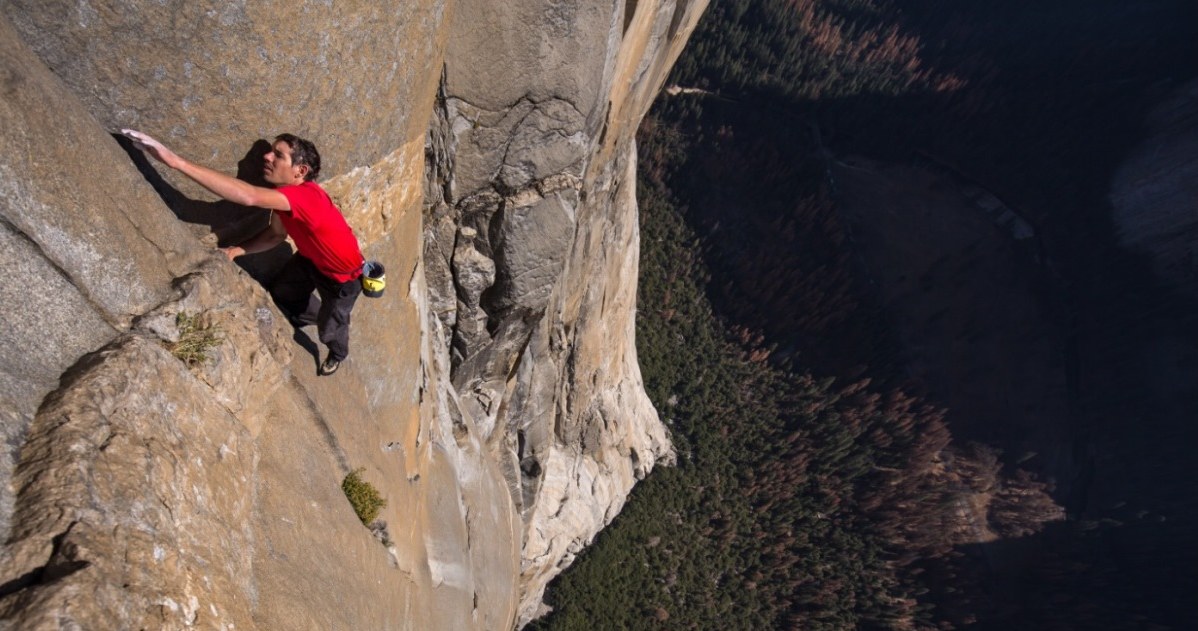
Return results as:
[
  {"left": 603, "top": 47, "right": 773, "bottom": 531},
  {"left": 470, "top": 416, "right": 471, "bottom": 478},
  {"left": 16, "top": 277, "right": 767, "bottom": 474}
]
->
[{"left": 646, "top": 0, "right": 1198, "bottom": 626}]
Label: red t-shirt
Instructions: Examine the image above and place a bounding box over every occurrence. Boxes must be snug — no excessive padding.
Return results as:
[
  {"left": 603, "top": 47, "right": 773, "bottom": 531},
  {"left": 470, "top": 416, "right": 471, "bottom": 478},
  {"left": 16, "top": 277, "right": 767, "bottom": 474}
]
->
[{"left": 277, "top": 181, "right": 364, "bottom": 282}]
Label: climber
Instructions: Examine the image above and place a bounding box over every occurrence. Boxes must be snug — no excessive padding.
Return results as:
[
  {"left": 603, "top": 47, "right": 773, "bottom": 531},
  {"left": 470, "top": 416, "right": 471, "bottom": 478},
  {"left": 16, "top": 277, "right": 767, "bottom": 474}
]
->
[{"left": 122, "top": 129, "right": 364, "bottom": 377}]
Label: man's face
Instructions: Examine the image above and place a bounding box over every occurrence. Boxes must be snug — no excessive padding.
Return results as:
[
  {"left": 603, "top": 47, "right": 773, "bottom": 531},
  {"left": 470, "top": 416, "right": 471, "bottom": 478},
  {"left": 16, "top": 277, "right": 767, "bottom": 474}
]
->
[{"left": 263, "top": 140, "right": 307, "bottom": 186}]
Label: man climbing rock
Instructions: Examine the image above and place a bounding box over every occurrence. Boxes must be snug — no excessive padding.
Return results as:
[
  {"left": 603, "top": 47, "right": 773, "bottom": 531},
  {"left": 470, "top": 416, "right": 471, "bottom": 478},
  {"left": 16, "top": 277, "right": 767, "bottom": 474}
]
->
[{"left": 123, "top": 129, "right": 364, "bottom": 376}]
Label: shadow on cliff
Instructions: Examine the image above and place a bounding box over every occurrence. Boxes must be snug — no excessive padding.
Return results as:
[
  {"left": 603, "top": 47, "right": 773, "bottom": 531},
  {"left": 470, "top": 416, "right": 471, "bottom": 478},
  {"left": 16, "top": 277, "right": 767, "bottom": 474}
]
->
[
  {"left": 284, "top": 327, "right": 321, "bottom": 373},
  {"left": 642, "top": 0, "right": 1198, "bottom": 626},
  {"left": 113, "top": 134, "right": 294, "bottom": 286},
  {"left": 657, "top": 88, "right": 1198, "bottom": 630},
  {"left": 925, "top": 514, "right": 1198, "bottom": 629},
  {"left": 113, "top": 134, "right": 322, "bottom": 369}
]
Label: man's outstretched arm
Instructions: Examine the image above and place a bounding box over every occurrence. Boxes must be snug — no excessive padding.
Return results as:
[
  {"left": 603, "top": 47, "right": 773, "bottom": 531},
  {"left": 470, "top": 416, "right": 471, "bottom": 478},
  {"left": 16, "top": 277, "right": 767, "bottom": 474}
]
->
[{"left": 122, "top": 129, "right": 291, "bottom": 211}]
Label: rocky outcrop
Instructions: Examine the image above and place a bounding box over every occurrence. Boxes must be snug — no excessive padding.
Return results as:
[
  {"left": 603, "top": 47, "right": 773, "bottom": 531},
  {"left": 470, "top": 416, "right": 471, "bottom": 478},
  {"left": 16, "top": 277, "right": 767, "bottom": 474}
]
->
[
  {"left": 0, "top": 10, "right": 209, "bottom": 541},
  {"left": 0, "top": 262, "right": 288, "bottom": 630},
  {"left": 0, "top": 0, "right": 704, "bottom": 628},
  {"left": 1110, "top": 79, "right": 1198, "bottom": 298},
  {"left": 425, "top": 1, "right": 706, "bottom": 622}
]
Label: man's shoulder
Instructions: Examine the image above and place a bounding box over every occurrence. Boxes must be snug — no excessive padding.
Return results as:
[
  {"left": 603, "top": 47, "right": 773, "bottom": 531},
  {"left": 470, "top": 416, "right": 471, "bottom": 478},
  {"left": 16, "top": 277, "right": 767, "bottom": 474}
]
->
[
  {"left": 278, "top": 181, "right": 333, "bottom": 209},
  {"left": 278, "top": 180, "right": 327, "bottom": 195}
]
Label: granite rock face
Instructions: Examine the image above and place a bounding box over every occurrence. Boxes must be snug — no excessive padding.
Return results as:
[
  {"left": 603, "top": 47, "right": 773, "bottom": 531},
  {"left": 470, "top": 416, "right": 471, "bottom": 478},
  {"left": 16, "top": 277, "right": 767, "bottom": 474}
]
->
[
  {"left": 1, "top": 262, "right": 287, "bottom": 631},
  {"left": 0, "top": 0, "right": 704, "bottom": 628},
  {"left": 2, "top": 0, "right": 443, "bottom": 198},
  {"left": 426, "top": 0, "right": 707, "bottom": 622},
  {"left": 0, "top": 11, "right": 207, "bottom": 542}
]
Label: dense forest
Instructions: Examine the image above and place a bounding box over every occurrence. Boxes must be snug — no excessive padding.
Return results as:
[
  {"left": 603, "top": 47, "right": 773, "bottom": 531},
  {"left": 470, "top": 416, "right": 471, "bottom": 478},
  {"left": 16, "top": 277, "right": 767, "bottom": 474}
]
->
[{"left": 533, "top": 1, "right": 1198, "bottom": 629}]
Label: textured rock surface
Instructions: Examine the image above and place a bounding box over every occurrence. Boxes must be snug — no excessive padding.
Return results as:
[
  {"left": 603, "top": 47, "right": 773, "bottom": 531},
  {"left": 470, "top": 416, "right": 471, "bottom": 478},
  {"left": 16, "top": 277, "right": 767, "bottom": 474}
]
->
[
  {"left": 425, "top": 0, "right": 707, "bottom": 622},
  {"left": 1, "top": 262, "right": 286, "bottom": 631},
  {"left": 1110, "top": 79, "right": 1198, "bottom": 297},
  {"left": 2, "top": 0, "right": 447, "bottom": 254},
  {"left": 0, "top": 12, "right": 206, "bottom": 540},
  {"left": 0, "top": 0, "right": 704, "bottom": 628},
  {"left": 1, "top": 0, "right": 446, "bottom": 206}
]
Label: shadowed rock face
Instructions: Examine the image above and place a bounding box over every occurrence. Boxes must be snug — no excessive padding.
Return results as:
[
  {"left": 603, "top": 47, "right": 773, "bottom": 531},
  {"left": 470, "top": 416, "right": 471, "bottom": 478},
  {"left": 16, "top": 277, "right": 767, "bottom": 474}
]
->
[
  {"left": 1110, "top": 79, "right": 1198, "bottom": 298},
  {"left": 0, "top": 0, "right": 704, "bottom": 628}
]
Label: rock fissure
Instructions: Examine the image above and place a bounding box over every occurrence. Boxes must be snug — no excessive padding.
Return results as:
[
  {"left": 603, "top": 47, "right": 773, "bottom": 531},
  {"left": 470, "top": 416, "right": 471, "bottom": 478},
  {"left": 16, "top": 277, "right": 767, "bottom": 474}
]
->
[
  {"left": 493, "top": 98, "right": 547, "bottom": 194},
  {"left": 443, "top": 92, "right": 589, "bottom": 196},
  {"left": 0, "top": 214, "right": 124, "bottom": 332},
  {"left": 444, "top": 92, "right": 585, "bottom": 122},
  {"left": 0, "top": 522, "right": 89, "bottom": 599},
  {"left": 158, "top": 496, "right": 176, "bottom": 524},
  {"left": 97, "top": 430, "right": 117, "bottom": 453},
  {"left": 104, "top": 196, "right": 185, "bottom": 277}
]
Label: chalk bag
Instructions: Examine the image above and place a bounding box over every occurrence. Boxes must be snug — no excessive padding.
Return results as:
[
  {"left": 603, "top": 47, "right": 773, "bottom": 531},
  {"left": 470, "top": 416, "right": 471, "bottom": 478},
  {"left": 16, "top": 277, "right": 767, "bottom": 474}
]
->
[{"left": 361, "top": 260, "right": 386, "bottom": 298}]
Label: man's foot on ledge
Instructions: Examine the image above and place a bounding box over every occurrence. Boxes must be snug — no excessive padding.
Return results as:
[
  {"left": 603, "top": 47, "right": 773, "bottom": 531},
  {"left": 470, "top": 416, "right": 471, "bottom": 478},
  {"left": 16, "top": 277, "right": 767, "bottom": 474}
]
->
[{"left": 319, "top": 356, "right": 341, "bottom": 376}]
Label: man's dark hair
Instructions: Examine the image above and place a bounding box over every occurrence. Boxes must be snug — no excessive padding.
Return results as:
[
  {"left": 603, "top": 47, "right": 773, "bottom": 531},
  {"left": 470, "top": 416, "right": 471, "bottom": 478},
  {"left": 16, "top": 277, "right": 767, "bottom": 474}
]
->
[{"left": 274, "top": 133, "right": 321, "bottom": 181}]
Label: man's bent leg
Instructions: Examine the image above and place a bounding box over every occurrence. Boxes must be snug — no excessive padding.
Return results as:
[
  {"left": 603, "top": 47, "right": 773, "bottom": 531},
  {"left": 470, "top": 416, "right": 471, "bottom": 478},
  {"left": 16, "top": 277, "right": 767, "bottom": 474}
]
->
[
  {"left": 315, "top": 276, "right": 363, "bottom": 362},
  {"left": 270, "top": 255, "right": 320, "bottom": 326}
]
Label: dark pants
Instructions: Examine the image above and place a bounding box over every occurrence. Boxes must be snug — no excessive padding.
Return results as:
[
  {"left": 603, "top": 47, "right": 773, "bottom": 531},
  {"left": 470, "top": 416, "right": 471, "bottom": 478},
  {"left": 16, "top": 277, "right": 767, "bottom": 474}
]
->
[{"left": 270, "top": 255, "right": 362, "bottom": 362}]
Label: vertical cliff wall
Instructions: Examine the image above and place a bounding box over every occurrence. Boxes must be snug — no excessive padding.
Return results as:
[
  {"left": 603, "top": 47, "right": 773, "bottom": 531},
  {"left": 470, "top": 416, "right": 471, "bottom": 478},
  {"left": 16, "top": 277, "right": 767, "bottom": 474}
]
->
[
  {"left": 425, "top": 0, "right": 706, "bottom": 622},
  {"left": 0, "top": 0, "right": 703, "bottom": 628}
]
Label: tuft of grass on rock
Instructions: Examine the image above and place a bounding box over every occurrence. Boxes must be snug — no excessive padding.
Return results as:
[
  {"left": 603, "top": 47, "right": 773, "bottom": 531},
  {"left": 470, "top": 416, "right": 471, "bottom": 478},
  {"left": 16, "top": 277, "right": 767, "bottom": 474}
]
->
[
  {"left": 170, "top": 311, "right": 223, "bottom": 366},
  {"left": 342, "top": 468, "right": 387, "bottom": 525}
]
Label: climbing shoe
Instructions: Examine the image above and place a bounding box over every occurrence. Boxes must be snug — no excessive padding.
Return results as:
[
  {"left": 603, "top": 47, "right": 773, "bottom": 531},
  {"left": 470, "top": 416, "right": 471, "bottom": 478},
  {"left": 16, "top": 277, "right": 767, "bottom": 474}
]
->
[{"left": 319, "top": 356, "right": 341, "bottom": 376}]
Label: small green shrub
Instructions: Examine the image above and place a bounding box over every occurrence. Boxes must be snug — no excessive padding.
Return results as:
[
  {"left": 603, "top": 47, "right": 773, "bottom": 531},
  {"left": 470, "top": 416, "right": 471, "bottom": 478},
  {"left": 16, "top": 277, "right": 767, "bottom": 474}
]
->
[
  {"left": 170, "top": 311, "right": 223, "bottom": 365},
  {"left": 342, "top": 468, "right": 386, "bottom": 525}
]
